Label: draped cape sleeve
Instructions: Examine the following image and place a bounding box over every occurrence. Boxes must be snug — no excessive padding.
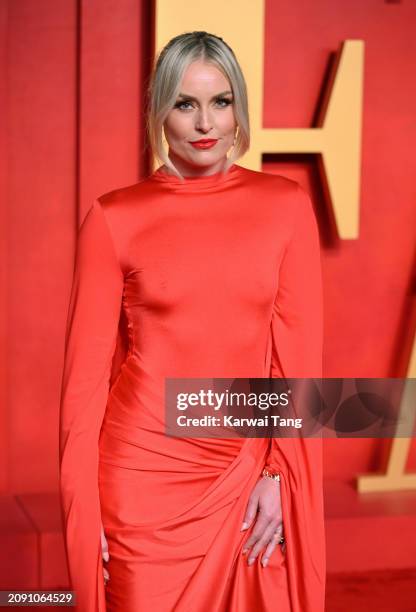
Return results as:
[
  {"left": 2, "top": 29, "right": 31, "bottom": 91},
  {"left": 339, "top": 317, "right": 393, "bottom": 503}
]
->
[
  {"left": 265, "top": 184, "right": 326, "bottom": 612},
  {"left": 59, "top": 200, "right": 123, "bottom": 611}
]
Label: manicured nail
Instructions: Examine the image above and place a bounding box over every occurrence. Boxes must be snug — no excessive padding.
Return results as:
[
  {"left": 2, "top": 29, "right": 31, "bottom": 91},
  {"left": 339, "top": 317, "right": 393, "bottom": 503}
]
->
[
  {"left": 103, "top": 552, "right": 109, "bottom": 562},
  {"left": 262, "top": 559, "right": 268, "bottom": 567},
  {"left": 241, "top": 522, "right": 248, "bottom": 531}
]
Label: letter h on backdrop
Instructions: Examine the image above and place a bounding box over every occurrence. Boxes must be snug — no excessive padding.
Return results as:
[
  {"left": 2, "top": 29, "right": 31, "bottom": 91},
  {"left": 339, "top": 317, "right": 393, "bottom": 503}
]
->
[{"left": 155, "top": 0, "right": 416, "bottom": 492}]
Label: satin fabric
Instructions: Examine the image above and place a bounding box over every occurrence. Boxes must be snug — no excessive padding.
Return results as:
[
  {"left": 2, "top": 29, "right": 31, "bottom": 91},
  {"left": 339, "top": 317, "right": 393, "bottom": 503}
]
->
[{"left": 59, "top": 163, "right": 325, "bottom": 611}]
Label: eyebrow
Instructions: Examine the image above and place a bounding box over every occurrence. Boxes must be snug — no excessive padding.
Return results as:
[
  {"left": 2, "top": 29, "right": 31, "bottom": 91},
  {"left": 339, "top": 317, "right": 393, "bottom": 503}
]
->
[{"left": 176, "top": 90, "right": 233, "bottom": 101}]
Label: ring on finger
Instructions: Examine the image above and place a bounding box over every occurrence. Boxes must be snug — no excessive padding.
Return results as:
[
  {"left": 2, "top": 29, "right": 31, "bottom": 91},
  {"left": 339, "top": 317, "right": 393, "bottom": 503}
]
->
[{"left": 274, "top": 530, "right": 285, "bottom": 545}]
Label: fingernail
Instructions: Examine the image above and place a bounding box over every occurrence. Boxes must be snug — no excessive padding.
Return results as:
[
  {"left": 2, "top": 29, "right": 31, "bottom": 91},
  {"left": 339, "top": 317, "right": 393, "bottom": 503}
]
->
[
  {"left": 103, "top": 552, "right": 109, "bottom": 562},
  {"left": 262, "top": 559, "right": 268, "bottom": 567},
  {"left": 248, "top": 557, "right": 255, "bottom": 565},
  {"left": 242, "top": 548, "right": 249, "bottom": 554},
  {"left": 241, "top": 522, "right": 248, "bottom": 531}
]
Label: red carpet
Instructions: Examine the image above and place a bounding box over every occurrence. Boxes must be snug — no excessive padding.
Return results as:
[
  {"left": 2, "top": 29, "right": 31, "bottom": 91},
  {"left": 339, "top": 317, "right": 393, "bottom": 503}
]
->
[{"left": 326, "top": 568, "right": 416, "bottom": 611}]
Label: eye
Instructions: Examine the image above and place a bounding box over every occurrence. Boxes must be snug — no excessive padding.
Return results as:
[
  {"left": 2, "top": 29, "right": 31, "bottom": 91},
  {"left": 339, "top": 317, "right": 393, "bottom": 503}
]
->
[
  {"left": 174, "top": 100, "right": 193, "bottom": 111},
  {"left": 173, "top": 97, "right": 233, "bottom": 111},
  {"left": 215, "top": 97, "right": 233, "bottom": 107}
]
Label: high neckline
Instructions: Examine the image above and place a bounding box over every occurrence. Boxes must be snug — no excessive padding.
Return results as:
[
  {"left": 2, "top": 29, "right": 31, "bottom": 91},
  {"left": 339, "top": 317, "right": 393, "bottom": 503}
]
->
[{"left": 149, "top": 163, "right": 244, "bottom": 191}]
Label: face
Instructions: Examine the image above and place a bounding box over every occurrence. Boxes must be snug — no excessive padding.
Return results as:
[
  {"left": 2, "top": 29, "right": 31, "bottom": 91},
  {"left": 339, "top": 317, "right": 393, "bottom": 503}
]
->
[{"left": 163, "top": 60, "right": 237, "bottom": 176}]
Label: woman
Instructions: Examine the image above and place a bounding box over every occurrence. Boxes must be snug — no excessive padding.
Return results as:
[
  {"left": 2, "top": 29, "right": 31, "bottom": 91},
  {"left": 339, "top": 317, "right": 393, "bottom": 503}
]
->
[{"left": 59, "top": 31, "right": 325, "bottom": 612}]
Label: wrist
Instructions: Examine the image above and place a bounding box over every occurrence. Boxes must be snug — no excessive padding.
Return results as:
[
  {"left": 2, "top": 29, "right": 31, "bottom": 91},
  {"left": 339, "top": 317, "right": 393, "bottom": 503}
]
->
[{"left": 262, "top": 466, "right": 281, "bottom": 482}]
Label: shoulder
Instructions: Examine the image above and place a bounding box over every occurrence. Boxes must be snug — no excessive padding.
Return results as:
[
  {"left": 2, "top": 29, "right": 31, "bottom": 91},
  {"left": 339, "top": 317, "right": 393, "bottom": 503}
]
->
[
  {"left": 90, "top": 175, "right": 159, "bottom": 237},
  {"left": 81, "top": 178, "right": 152, "bottom": 264},
  {"left": 237, "top": 166, "right": 311, "bottom": 222},
  {"left": 236, "top": 165, "right": 310, "bottom": 216},
  {"left": 95, "top": 176, "right": 154, "bottom": 212},
  {"left": 237, "top": 165, "right": 300, "bottom": 194}
]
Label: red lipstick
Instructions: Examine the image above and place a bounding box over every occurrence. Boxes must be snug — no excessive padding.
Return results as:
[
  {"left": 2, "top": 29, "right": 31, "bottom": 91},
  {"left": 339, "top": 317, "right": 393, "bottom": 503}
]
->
[{"left": 190, "top": 139, "right": 218, "bottom": 150}]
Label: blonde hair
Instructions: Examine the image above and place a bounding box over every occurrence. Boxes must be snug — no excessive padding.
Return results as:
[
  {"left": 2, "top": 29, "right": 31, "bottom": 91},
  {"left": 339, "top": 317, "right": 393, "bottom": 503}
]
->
[{"left": 145, "top": 31, "right": 250, "bottom": 180}]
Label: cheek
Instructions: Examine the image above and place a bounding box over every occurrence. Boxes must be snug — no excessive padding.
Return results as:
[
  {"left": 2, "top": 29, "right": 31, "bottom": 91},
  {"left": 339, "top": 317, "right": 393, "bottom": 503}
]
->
[
  {"left": 164, "top": 115, "right": 190, "bottom": 141},
  {"left": 218, "top": 111, "right": 236, "bottom": 137}
]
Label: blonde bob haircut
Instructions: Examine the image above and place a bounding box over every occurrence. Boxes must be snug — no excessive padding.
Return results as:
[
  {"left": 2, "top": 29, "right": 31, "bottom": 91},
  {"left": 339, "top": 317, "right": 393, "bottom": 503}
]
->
[{"left": 146, "top": 31, "right": 250, "bottom": 180}]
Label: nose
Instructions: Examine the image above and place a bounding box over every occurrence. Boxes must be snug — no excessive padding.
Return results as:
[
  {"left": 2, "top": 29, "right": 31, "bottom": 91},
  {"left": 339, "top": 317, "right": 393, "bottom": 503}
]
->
[{"left": 195, "top": 106, "right": 213, "bottom": 133}]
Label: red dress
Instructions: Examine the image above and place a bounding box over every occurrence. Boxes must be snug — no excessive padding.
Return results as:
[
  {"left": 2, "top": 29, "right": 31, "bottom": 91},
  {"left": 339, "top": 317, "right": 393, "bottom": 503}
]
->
[{"left": 59, "top": 163, "right": 325, "bottom": 612}]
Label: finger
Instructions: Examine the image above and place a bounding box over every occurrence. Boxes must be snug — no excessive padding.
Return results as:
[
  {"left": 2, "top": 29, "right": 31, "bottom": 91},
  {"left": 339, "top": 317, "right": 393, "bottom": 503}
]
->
[
  {"left": 242, "top": 511, "right": 275, "bottom": 554},
  {"left": 101, "top": 527, "right": 109, "bottom": 562},
  {"left": 261, "top": 530, "right": 282, "bottom": 567},
  {"left": 246, "top": 522, "right": 277, "bottom": 565},
  {"left": 103, "top": 567, "right": 110, "bottom": 583},
  {"left": 101, "top": 526, "right": 108, "bottom": 552},
  {"left": 242, "top": 516, "right": 274, "bottom": 554},
  {"left": 279, "top": 525, "right": 287, "bottom": 555},
  {"left": 241, "top": 495, "right": 259, "bottom": 531}
]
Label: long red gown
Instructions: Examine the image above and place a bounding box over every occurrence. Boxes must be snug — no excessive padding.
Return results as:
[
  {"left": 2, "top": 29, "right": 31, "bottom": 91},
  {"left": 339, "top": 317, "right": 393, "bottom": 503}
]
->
[{"left": 59, "top": 162, "right": 325, "bottom": 612}]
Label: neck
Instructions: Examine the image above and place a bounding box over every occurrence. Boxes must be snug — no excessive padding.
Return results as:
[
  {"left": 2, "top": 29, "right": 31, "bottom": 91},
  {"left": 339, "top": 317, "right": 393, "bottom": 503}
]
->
[{"left": 165, "top": 151, "right": 229, "bottom": 177}]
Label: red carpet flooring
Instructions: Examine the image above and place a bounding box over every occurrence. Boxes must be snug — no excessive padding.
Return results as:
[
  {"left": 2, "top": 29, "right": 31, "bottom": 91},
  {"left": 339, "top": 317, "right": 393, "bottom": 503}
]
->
[
  {"left": 18, "top": 568, "right": 416, "bottom": 610},
  {"left": 326, "top": 568, "right": 416, "bottom": 611}
]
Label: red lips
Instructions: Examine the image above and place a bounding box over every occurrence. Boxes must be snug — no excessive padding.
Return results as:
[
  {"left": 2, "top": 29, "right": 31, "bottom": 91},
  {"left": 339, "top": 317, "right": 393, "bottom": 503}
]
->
[{"left": 190, "top": 139, "right": 218, "bottom": 150}]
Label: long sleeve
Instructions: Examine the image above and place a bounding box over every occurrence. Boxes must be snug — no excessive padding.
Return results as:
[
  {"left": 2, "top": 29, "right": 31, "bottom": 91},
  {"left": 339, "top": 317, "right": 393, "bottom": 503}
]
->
[
  {"left": 264, "top": 184, "right": 326, "bottom": 612},
  {"left": 265, "top": 183, "right": 323, "bottom": 470},
  {"left": 59, "top": 200, "right": 123, "bottom": 611}
]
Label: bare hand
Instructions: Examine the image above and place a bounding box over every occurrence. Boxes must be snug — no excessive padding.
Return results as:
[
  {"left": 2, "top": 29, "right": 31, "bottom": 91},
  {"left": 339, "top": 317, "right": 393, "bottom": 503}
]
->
[
  {"left": 101, "top": 521, "right": 110, "bottom": 585},
  {"left": 240, "top": 476, "right": 285, "bottom": 567}
]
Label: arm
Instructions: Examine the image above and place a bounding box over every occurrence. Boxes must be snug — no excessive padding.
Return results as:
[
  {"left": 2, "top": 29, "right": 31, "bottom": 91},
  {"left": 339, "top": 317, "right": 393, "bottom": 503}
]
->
[
  {"left": 265, "top": 183, "right": 323, "bottom": 470},
  {"left": 59, "top": 200, "right": 123, "bottom": 609},
  {"left": 243, "top": 185, "right": 325, "bottom": 607}
]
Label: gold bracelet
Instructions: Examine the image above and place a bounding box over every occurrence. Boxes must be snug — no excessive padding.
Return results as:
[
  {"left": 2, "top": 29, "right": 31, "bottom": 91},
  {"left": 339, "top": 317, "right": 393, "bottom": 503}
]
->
[{"left": 262, "top": 467, "right": 280, "bottom": 482}]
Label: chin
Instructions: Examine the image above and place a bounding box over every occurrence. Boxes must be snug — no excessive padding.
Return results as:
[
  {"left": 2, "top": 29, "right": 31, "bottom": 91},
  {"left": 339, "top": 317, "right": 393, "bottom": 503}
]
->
[
  {"left": 190, "top": 151, "right": 228, "bottom": 164},
  {"left": 183, "top": 155, "right": 222, "bottom": 168}
]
